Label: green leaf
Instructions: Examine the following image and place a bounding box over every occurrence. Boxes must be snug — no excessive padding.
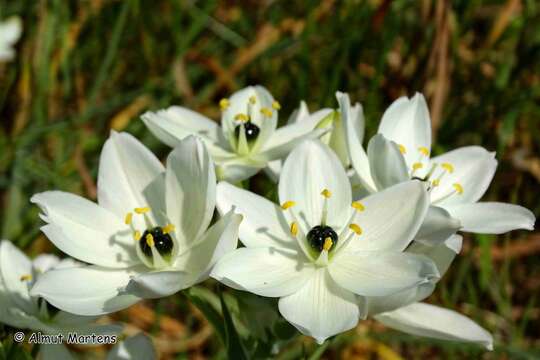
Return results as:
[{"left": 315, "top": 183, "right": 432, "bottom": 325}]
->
[
  {"left": 220, "top": 290, "right": 248, "bottom": 360},
  {"left": 185, "top": 287, "right": 226, "bottom": 344}
]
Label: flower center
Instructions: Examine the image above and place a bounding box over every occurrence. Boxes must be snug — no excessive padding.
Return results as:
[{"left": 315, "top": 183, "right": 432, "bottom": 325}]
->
[
  {"left": 139, "top": 227, "right": 173, "bottom": 259},
  {"left": 306, "top": 225, "right": 338, "bottom": 252},
  {"left": 234, "top": 121, "right": 260, "bottom": 142}
]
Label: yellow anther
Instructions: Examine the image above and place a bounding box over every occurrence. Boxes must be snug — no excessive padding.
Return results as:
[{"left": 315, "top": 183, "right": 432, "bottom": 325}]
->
[
  {"left": 163, "top": 224, "right": 176, "bottom": 234},
  {"left": 441, "top": 163, "right": 454, "bottom": 174},
  {"left": 133, "top": 230, "right": 141, "bottom": 241},
  {"left": 260, "top": 107, "right": 273, "bottom": 117},
  {"left": 281, "top": 201, "right": 296, "bottom": 210},
  {"left": 20, "top": 274, "right": 32, "bottom": 282},
  {"left": 124, "top": 212, "right": 133, "bottom": 225},
  {"left": 349, "top": 223, "right": 362, "bottom": 235},
  {"left": 146, "top": 233, "right": 155, "bottom": 247},
  {"left": 249, "top": 96, "right": 256, "bottom": 104},
  {"left": 272, "top": 101, "right": 281, "bottom": 110},
  {"left": 351, "top": 201, "right": 365, "bottom": 212},
  {"left": 399, "top": 144, "right": 406, "bottom": 154},
  {"left": 219, "top": 98, "right": 230, "bottom": 110},
  {"left": 323, "top": 237, "right": 333, "bottom": 251},
  {"left": 234, "top": 113, "right": 249, "bottom": 122},
  {"left": 134, "top": 207, "right": 150, "bottom": 214},
  {"left": 431, "top": 179, "right": 440, "bottom": 187},
  {"left": 453, "top": 183, "right": 463, "bottom": 195},
  {"left": 418, "top": 146, "right": 429, "bottom": 156},
  {"left": 412, "top": 162, "right": 424, "bottom": 171},
  {"left": 290, "top": 222, "right": 298, "bottom": 236},
  {"left": 321, "top": 189, "right": 332, "bottom": 198}
]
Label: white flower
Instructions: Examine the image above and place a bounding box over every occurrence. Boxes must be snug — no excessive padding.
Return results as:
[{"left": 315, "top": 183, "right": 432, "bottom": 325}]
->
[
  {"left": 340, "top": 92, "right": 536, "bottom": 242},
  {"left": 367, "top": 235, "right": 494, "bottom": 350},
  {"left": 0, "top": 240, "right": 121, "bottom": 359},
  {"left": 141, "top": 85, "right": 326, "bottom": 182},
  {"left": 30, "top": 132, "right": 242, "bottom": 316},
  {"left": 211, "top": 139, "right": 439, "bottom": 343},
  {"left": 265, "top": 99, "right": 364, "bottom": 181},
  {"left": 0, "top": 17, "right": 22, "bottom": 62}
]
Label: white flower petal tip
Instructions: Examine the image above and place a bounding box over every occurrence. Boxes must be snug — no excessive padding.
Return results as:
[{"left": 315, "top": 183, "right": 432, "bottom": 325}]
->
[
  {"left": 375, "top": 303, "right": 494, "bottom": 351},
  {"left": 445, "top": 202, "right": 536, "bottom": 234},
  {"left": 126, "top": 271, "right": 189, "bottom": 299}
]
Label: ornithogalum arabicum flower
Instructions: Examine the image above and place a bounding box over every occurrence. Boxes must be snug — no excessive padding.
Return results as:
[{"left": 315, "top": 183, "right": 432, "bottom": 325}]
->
[
  {"left": 340, "top": 91, "right": 535, "bottom": 243},
  {"left": 30, "top": 133, "right": 242, "bottom": 315},
  {"left": 211, "top": 139, "right": 439, "bottom": 343},
  {"left": 141, "top": 85, "right": 325, "bottom": 182},
  {"left": 0, "top": 240, "right": 121, "bottom": 359}
]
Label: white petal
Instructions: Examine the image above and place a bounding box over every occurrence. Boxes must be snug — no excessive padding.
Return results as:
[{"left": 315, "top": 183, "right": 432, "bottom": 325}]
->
[
  {"left": 279, "top": 140, "right": 351, "bottom": 231},
  {"left": 216, "top": 160, "right": 265, "bottom": 182},
  {"left": 141, "top": 106, "right": 221, "bottom": 147},
  {"left": 216, "top": 181, "right": 295, "bottom": 249},
  {"left": 375, "top": 302, "right": 494, "bottom": 350},
  {"left": 278, "top": 268, "right": 361, "bottom": 344},
  {"left": 32, "top": 254, "right": 60, "bottom": 273},
  {"left": 415, "top": 206, "right": 461, "bottom": 246},
  {"left": 97, "top": 131, "right": 165, "bottom": 223},
  {"left": 338, "top": 92, "right": 377, "bottom": 193},
  {"left": 408, "top": 234, "right": 463, "bottom": 276},
  {"left": 0, "top": 241, "right": 34, "bottom": 314},
  {"left": 444, "top": 202, "right": 535, "bottom": 234},
  {"left": 329, "top": 251, "right": 439, "bottom": 296},
  {"left": 0, "top": 17, "right": 22, "bottom": 44},
  {"left": 30, "top": 266, "right": 143, "bottom": 316},
  {"left": 287, "top": 101, "right": 310, "bottom": 124},
  {"left": 165, "top": 136, "right": 216, "bottom": 244},
  {"left": 366, "top": 283, "right": 436, "bottom": 316},
  {"left": 107, "top": 333, "right": 156, "bottom": 360},
  {"left": 259, "top": 127, "right": 327, "bottom": 162},
  {"left": 377, "top": 93, "right": 432, "bottom": 167},
  {"left": 349, "top": 181, "right": 429, "bottom": 252},
  {"left": 211, "top": 247, "right": 314, "bottom": 297},
  {"left": 429, "top": 146, "right": 497, "bottom": 206},
  {"left": 367, "top": 134, "right": 409, "bottom": 189},
  {"left": 174, "top": 210, "right": 242, "bottom": 284},
  {"left": 31, "top": 191, "right": 137, "bottom": 268},
  {"left": 126, "top": 271, "right": 189, "bottom": 299}
]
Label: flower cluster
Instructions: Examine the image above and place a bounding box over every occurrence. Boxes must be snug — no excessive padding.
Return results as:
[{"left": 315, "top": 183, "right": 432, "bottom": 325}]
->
[{"left": 1, "top": 84, "right": 535, "bottom": 358}]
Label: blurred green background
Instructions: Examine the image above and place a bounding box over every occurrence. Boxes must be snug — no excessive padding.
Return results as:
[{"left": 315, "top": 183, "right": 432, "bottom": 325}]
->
[{"left": 0, "top": 0, "right": 539, "bottom": 359}]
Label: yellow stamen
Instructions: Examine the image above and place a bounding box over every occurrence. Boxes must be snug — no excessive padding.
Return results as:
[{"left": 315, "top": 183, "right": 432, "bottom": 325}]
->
[
  {"left": 234, "top": 113, "right": 249, "bottom": 122},
  {"left": 134, "top": 206, "right": 150, "bottom": 214},
  {"left": 441, "top": 163, "right": 454, "bottom": 174},
  {"left": 249, "top": 96, "right": 256, "bottom": 104},
  {"left": 281, "top": 201, "right": 296, "bottom": 210},
  {"left": 349, "top": 223, "right": 362, "bottom": 235},
  {"left": 124, "top": 212, "right": 133, "bottom": 225},
  {"left": 133, "top": 230, "right": 141, "bottom": 241},
  {"left": 453, "top": 183, "right": 463, "bottom": 194},
  {"left": 399, "top": 144, "right": 406, "bottom": 154},
  {"left": 418, "top": 146, "right": 429, "bottom": 156},
  {"left": 321, "top": 189, "right": 332, "bottom": 198},
  {"left": 20, "top": 274, "right": 32, "bottom": 282},
  {"left": 323, "top": 237, "right": 333, "bottom": 251},
  {"left": 272, "top": 101, "right": 281, "bottom": 110},
  {"left": 412, "top": 162, "right": 423, "bottom": 171},
  {"left": 146, "top": 233, "right": 155, "bottom": 247},
  {"left": 219, "top": 98, "right": 230, "bottom": 110},
  {"left": 163, "top": 224, "right": 175, "bottom": 234},
  {"left": 431, "top": 179, "right": 440, "bottom": 187},
  {"left": 351, "top": 201, "right": 365, "bottom": 212},
  {"left": 260, "top": 107, "right": 273, "bottom": 117},
  {"left": 290, "top": 222, "right": 298, "bottom": 236}
]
